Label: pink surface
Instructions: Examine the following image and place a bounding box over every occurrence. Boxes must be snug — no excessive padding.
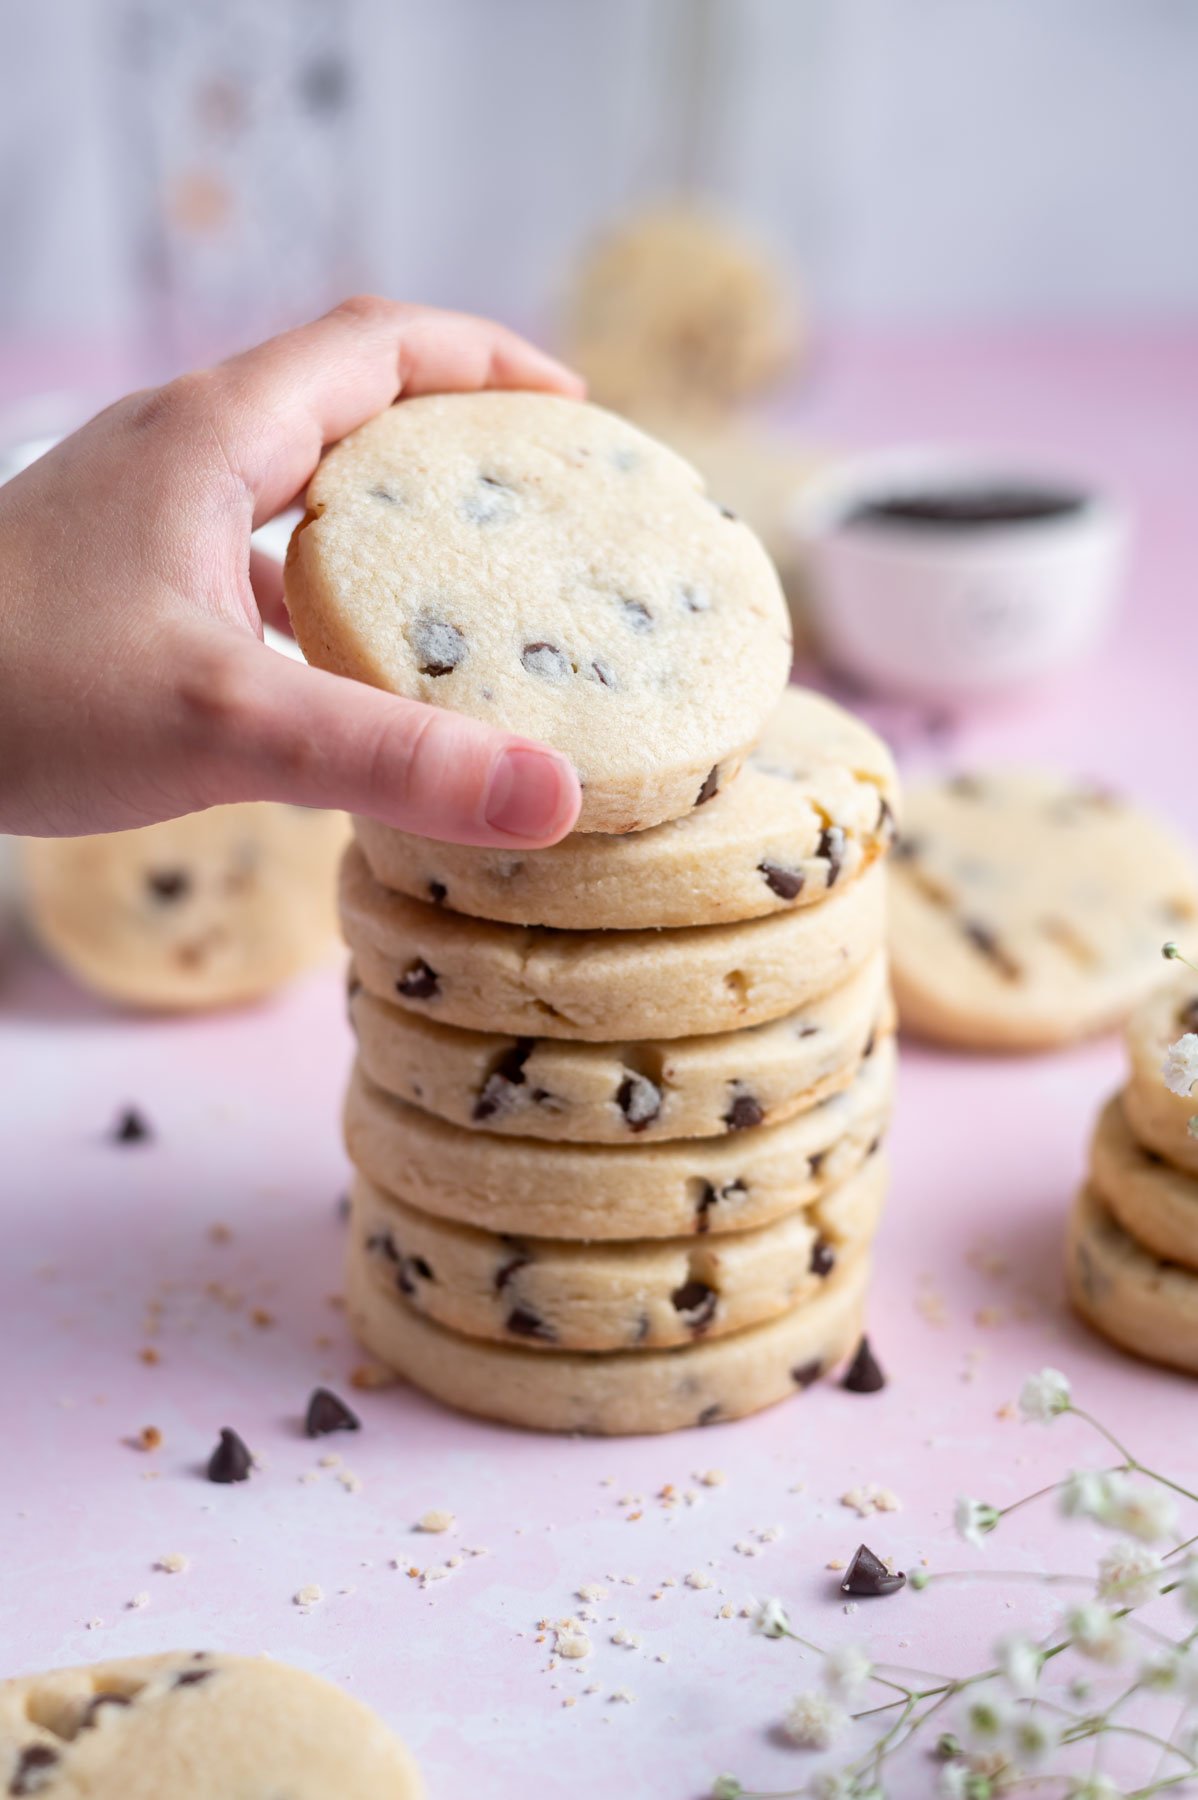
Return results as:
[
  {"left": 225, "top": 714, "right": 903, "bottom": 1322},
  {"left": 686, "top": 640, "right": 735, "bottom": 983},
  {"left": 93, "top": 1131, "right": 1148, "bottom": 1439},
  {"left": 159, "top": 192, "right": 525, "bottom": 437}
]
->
[{"left": 2, "top": 330, "right": 1197, "bottom": 1798}]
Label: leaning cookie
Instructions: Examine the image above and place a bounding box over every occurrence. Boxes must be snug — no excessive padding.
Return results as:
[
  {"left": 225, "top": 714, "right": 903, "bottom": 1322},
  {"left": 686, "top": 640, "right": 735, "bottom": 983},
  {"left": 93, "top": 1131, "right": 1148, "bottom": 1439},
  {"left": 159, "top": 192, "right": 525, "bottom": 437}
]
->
[
  {"left": 341, "top": 843, "right": 887, "bottom": 1043},
  {"left": 1067, "top": 1183, "right": 1198, "bottom": 1376},
  {"left": 890, "top": 771, "right": 1198, "bottom": 1050},
  {"left": 285, "top": 392, "right": 792, "bottom": 834},
  {"left": 1089, "top": 1093, "right": 1198, "bottom": 1271},
  {"left": 1122, "top": 981, "right": 1198, "bottom": 1176},
  {"left": 0, "top": 1651, "right": 422, "bottom": 1800},
  {"left": 346, "top": 1245, "right": 868, "bottom": 1435},
  {"left": 350, "top": 947, "right": 891, "bottom": 1145},
  {"left": 353, "top": 686, "right": 898, "bottom": 929},
  {"left": 22, "top": 805, "right": 348, "bottom": 1011},
  {"left": 352, "top": 1150, "right": 885, "bottom": 1352},
  {"left": 344, "top": 1036, "right": 893, "bottom": 1241}
]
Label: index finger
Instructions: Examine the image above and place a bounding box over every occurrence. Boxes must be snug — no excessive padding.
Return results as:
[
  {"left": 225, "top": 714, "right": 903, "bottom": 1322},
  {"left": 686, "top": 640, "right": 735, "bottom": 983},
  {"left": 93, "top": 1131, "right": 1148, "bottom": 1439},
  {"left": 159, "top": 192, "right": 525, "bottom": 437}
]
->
[{"left": 210, "top": 295, "right": 585, "bottom": 524}]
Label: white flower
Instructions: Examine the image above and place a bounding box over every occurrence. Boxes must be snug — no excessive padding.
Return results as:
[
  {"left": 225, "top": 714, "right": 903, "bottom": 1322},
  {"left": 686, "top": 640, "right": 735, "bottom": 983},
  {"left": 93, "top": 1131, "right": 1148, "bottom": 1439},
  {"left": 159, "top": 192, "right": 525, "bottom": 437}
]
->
[
  {"left": 1098, "top": 1474, "right": 1178, "bottom": 1544},
  {"left": 808, "top": 1774, "right": 858, "bottom": 1800},
  {"left": 961, "top": 1694, "right": 1011, "bottom": 1748},
  {"left": 1068, "top": 1604, "right": 1128, "bottom": 1664},
  {"left": 783, "top": 1691, "right": 848, "bottom": 1749},
  {"left": 955, "top": 1497, "right": 1001, "bottom": 1548},
  {"left": 1019, "top": 1368, "right": 1071, "bottom": 1422},
  {"left": 1096, "top": 1539, "right": 1162, "bottom": 1607},
  {"left": 1068, "top": 1779, "right": 1125, "bottom": 1800},
  {"left": 938, "top": 1769, "right": 968, "bottom": 1800},
  {"left": 752, "top": 1596, "right": 790, "bottom": 1639},
  {"left": 1010, "top": 1714, "right": 1058, "bottom": 1769},
  {"left": 1162, "top": 1034, "right": 1198, "bottom": 1097},
  {"left": 711, "top": 1779, "right": 742, "bottom": 1800},
  {"left": 822, "top": 1642, "right": 872, "bottom": 1703},
  {"left": 1137, "top": 1648, "right": 1198, "bottom": 1698},
  {"left": 1181, "top": 1558, "right": 1198, "bottom": 1616},
  {"left": 1059, "top": 1469, "right": 1111, "bottom": 1521},
  {"left": 996, "top": 1634, "right": 1041, "bottom": 1697}
]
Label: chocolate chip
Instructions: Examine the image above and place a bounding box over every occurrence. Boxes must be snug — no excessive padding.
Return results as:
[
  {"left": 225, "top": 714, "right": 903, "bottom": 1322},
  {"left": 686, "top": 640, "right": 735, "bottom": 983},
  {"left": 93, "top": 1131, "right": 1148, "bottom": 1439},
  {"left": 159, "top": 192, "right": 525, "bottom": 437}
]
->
[
  {"left": 464, "top": 473, "right": 516, "bottom": 525},
  {"left": 367, "top": 1230, "right": 399, "bottom": 1264},
  {"left": 506, "top": 1306, "right": 555, "bottom": 1341},
  {"left": 759, "top": 861, "right": 805, "bottom": 901},
  {"left": 172, "top": 1668, "right": 215, "bottom": 1689},
  {"left": 679, "top": 583, "right": 710, "bottom": 612},
  {"left": 409, "top": 1255, "right": 434, "bottom": 1281},
  {"left": 697, "top": 1402, "right": 723, "bottom": 1425},
  {"left": 670, "top": 1280, "right": 718, "bottom": 1331},
  {"left": 588, "top": 659, "right": 617, "bottom": 688},
  {"left": 427, "top": 880, "right": 447, "bottom": 906},
  {"left": 842, "top": 1336, "right": 886, "bottom": 1393},
  {"left": 397, "top": 959, "right": 439, "bottom": 1000},
  {"left": 111, "top": 1107, "right": 152, "bottom": 1145},
  {"left": 206, "top": 1427, "right": 253, "bottom": 1484},
  {"left": 947, "top": 774, "right": 984, "bottom": 799},
  {"left": 724, "top": 1090, "right": 764, "bottom": 1132},
  {"left": 791, "top": 1359, "right": 823, "bottom": 1388},
  {"left": 841, "top": 1543, "right": 905, "bottom": 1597},
  {"left": 80, "top": 1692, "right": 132, "bottom": 1727},
  {"left": 810, "top": 1239, "right": 835, "bottom": 1278},
  {"left": 892, "top": 834, "right": 923, "bottom": 863},
  {"left": 962, "top": 920, "right": 1022, "bottom": 982},
  {"left": 1180, "top": 999, "right": 1198, "bottom": 1033},
  {"left": 620, "top": 597, "right": 654, "bottom": 632},
  {"left": 336, "top": 1192, "right": 351, "bottom": 1222},
  {"left": 495, "top": 1251, "right": 531, "bottom": 1292},
  {"left": 797, "top": 1022, "right": 821, "bottom": 1039},
  {"left": 369, "top": 484, "right": 398, "bottom": 503},
  {"left": 809, "top": 1150, "right": 826, "bottom": 1176},
  {"left": 305, "top": 1387, "right": 361, "bottom": 1437},
  {"left": 877, "top": 795, "right": 897, "bottom": 839},
  {"left": 818, "top": 825, "right": 846, "bottom": 887},
  {"left": 695, "top": 765, "right": 720, "bottom": 806},
  {"left": 473, "top": 1039, "right": 535, "bottom": 1122},
  {"left": 714, "top": 501, "right": 738, "bottom": 520},
  {"left": 146, "top": 869, "right": 190, "bottom": 902},
  {"left": 412, "top": 617, "right": 466, "bottom": 677},
  {"left": 694, "top": 1178, "right": 747, "bottom": 1233},
  {"left": 617, "top": 1072, "right": 663, "bottom": 1132},
  {"left": 522, "top": 641, "right": 571, "bottom": 680},
  {"left": 10, "top": 1745, "right": 61, "bottom": 1794}
]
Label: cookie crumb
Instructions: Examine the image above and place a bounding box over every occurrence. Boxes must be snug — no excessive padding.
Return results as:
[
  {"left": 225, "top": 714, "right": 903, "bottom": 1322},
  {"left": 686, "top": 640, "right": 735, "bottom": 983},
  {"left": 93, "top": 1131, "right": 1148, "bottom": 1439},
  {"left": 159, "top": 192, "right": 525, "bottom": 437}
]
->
[
  {"left": 349, "top": 1362, "right": 396, "bottom": 1391},
  {"left": 154, "top": 1552, "right": 190, "bottom": 1574},
  {"left": 611, "top": 1628, "right": 640, "bottom": 1649},
  {"left": 132, "top": 1425, "right": 162, "bottom": 1452},
  {"left": 208, "top": 1223, "right": 233, "bottom": 1245},
  {"left": 696, "top": 1469, "right": 726, "bottom": 1487},
  {"left": 127, "top": 1593, "right": 150, "bottom": 1611},
  {"left": 294, "top": 1584, "right": 324, "bottom": 1608},
  {"left": 556, "top": 1630, "right": 592, "bottom": 1660},
  {"left": 685, "top": 1570, "right": 713, "bottom": 1590},
  {"left": 840, "top": 1483, "right": 902, "bottom": 1518},
  {"left": 577, "top": 1583, "right": 608, "bottom": 1602},
  {"left": 609, "top": 1688, "right": 635, "bottom": 1704},
  {"left": 138, "top": 1347, "right": 161, "bottom": 1366},
  {"left": 417, "top": 1509, "right": 455, "bottom": 1534}
]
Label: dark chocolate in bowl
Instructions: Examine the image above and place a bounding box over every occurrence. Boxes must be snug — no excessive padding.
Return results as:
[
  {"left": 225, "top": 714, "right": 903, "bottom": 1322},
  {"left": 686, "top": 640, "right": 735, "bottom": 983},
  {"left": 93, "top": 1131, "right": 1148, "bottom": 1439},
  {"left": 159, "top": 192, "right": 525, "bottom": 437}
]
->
[{"left": 843, "top": 486, "right": 1089, "bottom": 532}]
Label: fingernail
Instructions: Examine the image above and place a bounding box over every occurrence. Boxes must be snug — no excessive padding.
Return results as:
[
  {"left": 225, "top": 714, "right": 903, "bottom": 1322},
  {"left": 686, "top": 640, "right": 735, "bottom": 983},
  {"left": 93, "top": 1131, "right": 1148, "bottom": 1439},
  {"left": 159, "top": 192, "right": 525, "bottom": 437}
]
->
[{"left": 484, "top": 747, "right": 576, "bottom": 840}]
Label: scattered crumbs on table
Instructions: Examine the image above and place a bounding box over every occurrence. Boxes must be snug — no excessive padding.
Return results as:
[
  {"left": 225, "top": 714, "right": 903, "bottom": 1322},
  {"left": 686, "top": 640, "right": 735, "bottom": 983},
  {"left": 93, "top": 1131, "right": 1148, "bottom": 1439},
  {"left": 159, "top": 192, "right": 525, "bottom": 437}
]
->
[
  {"left": 130, "top": 1425, "right": 162, "bottom": 1452},
  {"left": 154, "top": 1552, "right": 190, "bottom": 1574},
  {"left": 996, "top": 1401, "right": 1017, "bottom": 1421},
  {"left": 966, "top": 1243, "right": 1009, "bottom": 1280},
  {"left": 696, "top": 1468, "right": 726, "bottom": 1487},
  {"left": 293, "top": 1583, "right": 324, "bottom": 1609},
  {"left": 556, "top": 1629, "right": 592, "bottom": 1660},
  {"left": 250, "top": 1308, "right": 276, "bottom": 1330},
  {"left": 684, "top": 1570, "right": 713, "bottom": 1589},
  {"left": 656, "top": 1652, "right": 670, "bottom": 1664},
  {"left": 661, "top": 1576, "right": 676, "bottom": 1588},
  {"left": 733, "top": 1540, "right": 760, "bottom": 1557},
  {"left": 915, "top": 1275, "right": 948, "bottom": 1328},
  {"left": 299, "top": 1471, "right": 319, "bottom": 1486},
  {"left": 336, "top": 1470, "right": 362, "bottom": 1493},
  {"left": 718, "top": 1603, "right": 735, "bottom": 1619},
  {"left": 611, "top": 1628, "right": 640, "bottom": 1649},
  {"left": 417, "top": 1509, "right": 455, "bottom": 1534},
  {"left": 318, "top": 1453, "right": 341, "bottom": 1469},
  {"left": 826, "top": 1558, "right": 846, "bottom": 1571},
  {"left": 609, "top": 1688, "right": 635, "bottom": 1703},
  {"left": 349, "top": 1362, "right": 396, "bottom": 1391},
  {"left": 208, "top": 1222, "right": 233, "bottom": 1246},
  {"left": 840, "top": 1483, "right": 901, "bottom": 1518},
  {"left": 85, "top": 1618, "right": 103, "bottom": 1631},
  {"left": 126, "top": 1592, "right": 149, "bottom": 1611},
  {"left": 577, "top": 1583, "right": 608, "bottom": 1602},
  {"left": 137, "top": 1347, "right": 160, "bottom": 1366},
  {"left": 974, "top": 1305, "right": 1005, "bottom": 1329}
]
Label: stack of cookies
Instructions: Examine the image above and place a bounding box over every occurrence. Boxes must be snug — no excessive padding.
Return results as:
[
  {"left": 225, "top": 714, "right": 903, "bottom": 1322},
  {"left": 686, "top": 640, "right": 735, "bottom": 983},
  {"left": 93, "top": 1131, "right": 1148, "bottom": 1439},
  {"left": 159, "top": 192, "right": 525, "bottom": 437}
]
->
[
  {"left": 1069, "top": 979, "right": 1198, "bottom": 1376},
  {"left": 285, "top": 391, "right": 899, "bottom": 1434}
]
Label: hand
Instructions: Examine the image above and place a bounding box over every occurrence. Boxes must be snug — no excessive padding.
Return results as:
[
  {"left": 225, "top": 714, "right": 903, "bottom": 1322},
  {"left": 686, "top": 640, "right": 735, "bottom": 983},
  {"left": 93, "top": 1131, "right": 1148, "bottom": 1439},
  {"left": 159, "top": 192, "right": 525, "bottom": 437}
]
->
[{"left": 0, "top": 297, "right": 585, "bottom": 844}]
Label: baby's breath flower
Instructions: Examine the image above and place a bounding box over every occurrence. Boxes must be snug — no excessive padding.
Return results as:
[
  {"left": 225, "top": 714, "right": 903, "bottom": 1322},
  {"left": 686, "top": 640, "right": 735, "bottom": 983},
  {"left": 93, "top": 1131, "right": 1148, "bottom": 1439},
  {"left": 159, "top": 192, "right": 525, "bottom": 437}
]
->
[
  {"left": 751, "top": 1596, "right": 790, "bottom": 1638},
  {"left": 1059, "top": 1469, "right": 1111, "bottom": 1521},
  {"left": 940, "top": 1764, "right": 994, "bottom": 1799},
  {"left": 954, "top": 1497, "right": 1001, "bottom": 1549},
  {"left": 1181, "top": 1558, "right": 1198, "bottom": 1617},
  {"left": 1018, "top": 1368, "right": 1071, "bottom": 1423},
  {"left": 961, "top": 1695, "right": 1011, "bottom": 1749},
  {"left": 1162, "top": 1034, "right": 1198, "bottom": 1098},
  {"left": 1068, "top": 1604, "right": 1128, "bottom": 1664},
  {"left": 1068, "top": 1778, "right": 1125, "bottom": 1800},
  {"left": 1009, "top": 1713, "right": 1058, "bottom": 1769},
  {"left": 808, "top": 1773, "right": 858, "bottom": 1800},
  {"left": 711, "top": 1777, "right": 742, "bottom": 1799},
  {"left": 783, "top": 1690, "right": 848, "bottom": 1750},
  {"left": 1137, "top": 1648, "right": 1198, "bottom": 1697},
  {"left": 821, "top": 1642, "right": 872, "bottom": 1703},
  {"left": 1096, "top": 1540, "right": 1162, "bottom": 1607},
  {"left": 996, "top": 1633, "right": 1041, "bottom": 1697},
  {"left": 1098, "top": 1474, "right": 1178, "bottom": 1544}
]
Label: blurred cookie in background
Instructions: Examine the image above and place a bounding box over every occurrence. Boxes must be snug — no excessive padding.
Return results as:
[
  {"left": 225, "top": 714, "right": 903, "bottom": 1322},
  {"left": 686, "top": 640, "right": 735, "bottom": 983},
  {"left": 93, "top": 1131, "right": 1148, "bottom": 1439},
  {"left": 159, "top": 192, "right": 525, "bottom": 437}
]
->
[
  {"left": 563, "top": 207, "right": 800, "bottom": 419},
  {"left": 22, "top": 804, "right": 348, "bottom": 1011}
]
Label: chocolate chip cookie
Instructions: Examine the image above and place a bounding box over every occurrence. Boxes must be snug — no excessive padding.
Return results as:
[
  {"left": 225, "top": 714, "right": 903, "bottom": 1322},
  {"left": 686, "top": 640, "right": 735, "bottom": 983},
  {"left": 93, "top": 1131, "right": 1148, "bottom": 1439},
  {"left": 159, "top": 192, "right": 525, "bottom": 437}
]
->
[
  {"left": 1067, "top": 1181, "right": 1198, "bottom": 1375},
  {"left": 285, "top": 391, "right": 792, "bottom": 833},
  {"left": 1090, "top": 1092, "right": 1198, "bottom": 1270},
  {"left": 352, "top": 685, "right": 898, "bottom": 928},
  {"left": 1121, "top": 980, "right": 1198, "bottom": 1176}
]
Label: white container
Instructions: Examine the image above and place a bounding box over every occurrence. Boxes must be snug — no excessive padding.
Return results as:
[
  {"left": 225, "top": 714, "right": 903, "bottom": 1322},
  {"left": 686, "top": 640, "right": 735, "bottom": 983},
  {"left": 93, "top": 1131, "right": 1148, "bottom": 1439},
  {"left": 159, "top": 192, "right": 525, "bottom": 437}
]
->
[{"left": 791, "top": 448, "right": 1129, "bottom": 705}]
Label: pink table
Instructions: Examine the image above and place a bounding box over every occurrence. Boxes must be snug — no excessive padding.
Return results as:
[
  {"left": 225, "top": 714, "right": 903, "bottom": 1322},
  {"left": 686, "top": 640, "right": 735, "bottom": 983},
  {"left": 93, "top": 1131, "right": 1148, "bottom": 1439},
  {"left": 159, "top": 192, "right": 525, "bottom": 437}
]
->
[{"left": 1, "top": 330, "right": 1196, "bottom": 1798}]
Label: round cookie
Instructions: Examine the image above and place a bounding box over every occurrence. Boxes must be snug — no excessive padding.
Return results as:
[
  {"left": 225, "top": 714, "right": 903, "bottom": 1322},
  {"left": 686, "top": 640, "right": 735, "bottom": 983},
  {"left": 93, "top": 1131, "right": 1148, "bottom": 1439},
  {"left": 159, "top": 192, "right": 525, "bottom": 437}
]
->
[
  {"left": 350, "top": 948, "right": 891, "bottom": 1144},
  {"left": 890, "top": 772, "right": 1198, "bottom": 1050},
  {"left": 346, "top": 1245, "right": 868, "bottom": 1435},
  {"left": 341, "top": 843, "right": 887, "bottom": 1043},
  {"left": 1089, "top": 1093, "right": 1198, "bottom": 1270},
  {"left": 352, "top": 685, "right": 898, "bottom": 929},
  {"left": 352, "top": 1150, "right": 886, "bottom": 1352},
  {"left": 0, "top": 1651, "right": 422, "bottom": 1799},
  {"left": 1122, "top": 980, "right": 1198, "bottom": 1175},
  {"left": 23, "top": 805, "right": 348, "bottom": 1011},
  {"left": 563, "top": 208, "right": 797, "bottom": 419},
  {"left": 344, "top": 1036, "right": 894, "bottom": 1240},
  {"left": 284, "top": 391, "right": 792, "bottom": 834},
  {"left": 1067, "top": 1183, "right": 1198, "bottom": 1376}
]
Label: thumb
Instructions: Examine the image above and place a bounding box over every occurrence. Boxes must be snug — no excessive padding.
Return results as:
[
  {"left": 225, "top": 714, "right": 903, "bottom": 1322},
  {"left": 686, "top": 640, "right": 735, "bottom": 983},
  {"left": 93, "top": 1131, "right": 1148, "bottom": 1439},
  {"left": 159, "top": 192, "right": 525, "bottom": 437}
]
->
[{"left": 189, "top": 639, "right": 581, "bottom": 848}]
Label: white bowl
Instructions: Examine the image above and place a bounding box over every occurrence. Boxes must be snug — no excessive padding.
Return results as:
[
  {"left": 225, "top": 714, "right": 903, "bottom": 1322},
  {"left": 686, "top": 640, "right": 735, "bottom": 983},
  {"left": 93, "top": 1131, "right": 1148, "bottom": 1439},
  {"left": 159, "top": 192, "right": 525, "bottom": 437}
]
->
[{"left": 791, "top": 447, "right": 1129, "bottom": 704}]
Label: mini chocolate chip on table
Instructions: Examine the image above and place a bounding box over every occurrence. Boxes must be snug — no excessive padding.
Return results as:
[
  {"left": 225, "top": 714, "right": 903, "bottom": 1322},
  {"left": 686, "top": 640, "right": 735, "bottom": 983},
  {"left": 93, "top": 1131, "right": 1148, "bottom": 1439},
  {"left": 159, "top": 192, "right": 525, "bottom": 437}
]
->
[
  {"left": 841, "top": 1334, "right": 887, "bottom": 1393},
  {"left": 840, "top": 1543, "right": 906, "bottom": 1596},
  {"left": 206, "top": 1427, "right": 253, "bottom": 1484},
  {"left": 350, "top": 1151, "right": 886, "bottom": 1352},
  {"left": 344, "top": 1037, "right": 895, "bottom": 1241},
  {"left": 341, "top": 841, "right": 889, "bottom": 1045},
  {"left": 349, "top": 948, "right": 892, "bottom": 1145},
  {"left": 0, "top": 1652, "right": 424, "bottom": 1797},
  {"left": 345, "top": 1241, "right": 871, "bottom": 1434},
  {"left": 305, "top": 1387, "right": 362, "bottom": 1437},
  {"left": 284, "top": 391, "right": 793, "bottom": 833},
  {"left": 352, "top": 685, "right": 899, "bottom": 930},
  {"left": 111, "top": 1106, "right": 152, "bottom": 1145},
  {"left": 890, "top": 769, "right": 1198, "bottom": 1049}
]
